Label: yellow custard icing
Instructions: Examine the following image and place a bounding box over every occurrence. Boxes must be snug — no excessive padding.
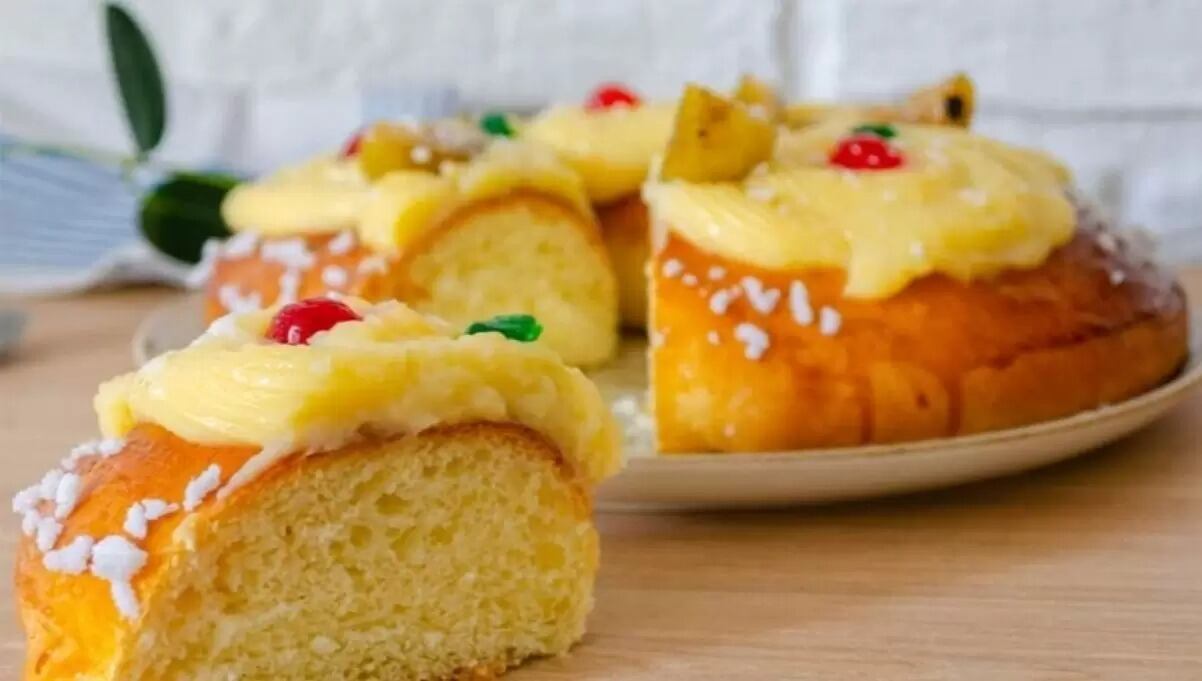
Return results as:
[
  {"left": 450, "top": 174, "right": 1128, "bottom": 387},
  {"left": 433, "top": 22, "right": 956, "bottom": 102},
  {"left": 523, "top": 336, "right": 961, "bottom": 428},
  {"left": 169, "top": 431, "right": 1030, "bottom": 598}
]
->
[
  {"left": 221, "top": 140, "right": 591, "bottom": 255},
  {"left": 522, "top": 103, "right": 676, "bottom": 204},
  {"left": 222, "top": 156, "right": 370, "bottom": 235},
  {"left": 95, "top": 300, "right": 621, "bottom": 485},
  {"left": 644, "top": 120, "right": 1076, "bottom": 298}
]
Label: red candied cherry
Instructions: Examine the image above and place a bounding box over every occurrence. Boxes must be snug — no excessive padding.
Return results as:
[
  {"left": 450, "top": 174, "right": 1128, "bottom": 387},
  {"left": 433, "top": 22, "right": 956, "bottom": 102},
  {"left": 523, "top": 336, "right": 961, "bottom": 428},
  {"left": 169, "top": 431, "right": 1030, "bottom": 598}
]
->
[
  {"left": 585, "top": 83, "right": 641, "bottom": 110},
  {"left": 829, "top": 134, "right": 905, "bottom": 171},
  {"left": 340, "top": 131, "right": 364, "bottom": 157},
  {"left": 266, "top": 298, "right": 361, "bottom": 345}
]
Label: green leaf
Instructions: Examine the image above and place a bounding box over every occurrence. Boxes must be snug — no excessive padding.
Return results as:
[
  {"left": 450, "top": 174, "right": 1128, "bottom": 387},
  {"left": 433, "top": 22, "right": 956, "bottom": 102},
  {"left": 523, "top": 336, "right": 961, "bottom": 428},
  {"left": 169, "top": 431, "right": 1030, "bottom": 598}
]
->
[
  {"left": 140, "top": 172, "right": 239, "bottom": 263},
  {"left": 464, "top": 314, "right": 543, "bottom": 342},
  {"left": 105, "top": 3, "right": 167, "bottom": 158}
]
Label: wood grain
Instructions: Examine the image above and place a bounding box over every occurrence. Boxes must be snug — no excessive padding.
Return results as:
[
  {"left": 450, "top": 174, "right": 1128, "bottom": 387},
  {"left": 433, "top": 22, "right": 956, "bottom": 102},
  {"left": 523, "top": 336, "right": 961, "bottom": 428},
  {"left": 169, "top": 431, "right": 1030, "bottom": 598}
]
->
[{"left": 1, "top": 284, "right": 1200, "bottom": 679}]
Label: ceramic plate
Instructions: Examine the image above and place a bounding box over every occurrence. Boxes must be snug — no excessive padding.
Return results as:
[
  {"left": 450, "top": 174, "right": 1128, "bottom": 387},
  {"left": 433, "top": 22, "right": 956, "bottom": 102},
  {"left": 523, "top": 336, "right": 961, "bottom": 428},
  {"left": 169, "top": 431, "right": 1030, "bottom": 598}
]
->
[{"left": 135, "top": 295, "right": 1202, "bottom": 511}]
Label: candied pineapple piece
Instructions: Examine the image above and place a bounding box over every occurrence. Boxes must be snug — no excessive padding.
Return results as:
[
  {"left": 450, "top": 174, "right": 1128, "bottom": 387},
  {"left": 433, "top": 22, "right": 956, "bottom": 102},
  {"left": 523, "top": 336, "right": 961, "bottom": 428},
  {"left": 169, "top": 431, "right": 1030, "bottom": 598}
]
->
[
  {"left": 358, "top": 122, "right": 429, "bottom": 180},
  {"left": 732, "top": 74, "right": 782, "bottom": 121},
  {"left": 781, "top": 73, "right": 976, "bottom": 129},
  {"left": 660, "top": 84, "right": 777, "bottom": 183},
  {"left": 358, "top": 120, "right": 488, "bottom": 181},
  {"left": 899, "top": 72, "right": 975, "bottom": 127}
]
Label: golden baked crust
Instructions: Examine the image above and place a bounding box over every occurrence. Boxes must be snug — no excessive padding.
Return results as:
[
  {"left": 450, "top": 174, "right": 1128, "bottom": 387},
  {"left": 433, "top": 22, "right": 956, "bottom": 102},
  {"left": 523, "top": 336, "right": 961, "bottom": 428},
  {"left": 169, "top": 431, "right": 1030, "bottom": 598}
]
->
[
  {"left": 17, "top": 424, "right": 260, "bottom": 680},
  {"left": 15, "top": 422, "right": 592, "bottom": 680},
  {"left": 596, "top": 195, "right": 652, "bottom": 328},
  {"left": 651, "top": 223, "right": 1189, "bottom": 452},
  {"left": 202, "top": 231, "right": 389, "bottom": 321}
]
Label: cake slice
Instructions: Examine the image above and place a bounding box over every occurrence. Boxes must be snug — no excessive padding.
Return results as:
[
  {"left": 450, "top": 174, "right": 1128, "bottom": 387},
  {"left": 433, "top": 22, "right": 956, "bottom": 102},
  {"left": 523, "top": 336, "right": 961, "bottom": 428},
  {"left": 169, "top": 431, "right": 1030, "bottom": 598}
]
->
[
  {"left": 13, "top": 298, "right": 621, "bottom": 680},
  {"left": 198, "top": 119, "right": 618, "bottom": 367}
]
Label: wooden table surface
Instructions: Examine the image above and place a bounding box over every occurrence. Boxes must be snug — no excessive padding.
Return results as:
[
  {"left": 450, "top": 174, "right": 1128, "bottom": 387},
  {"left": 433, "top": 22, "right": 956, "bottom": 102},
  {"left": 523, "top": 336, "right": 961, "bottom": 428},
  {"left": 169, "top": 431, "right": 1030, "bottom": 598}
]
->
[{"left": 1, "top": 286, "right": 1200, "bottom": 680}]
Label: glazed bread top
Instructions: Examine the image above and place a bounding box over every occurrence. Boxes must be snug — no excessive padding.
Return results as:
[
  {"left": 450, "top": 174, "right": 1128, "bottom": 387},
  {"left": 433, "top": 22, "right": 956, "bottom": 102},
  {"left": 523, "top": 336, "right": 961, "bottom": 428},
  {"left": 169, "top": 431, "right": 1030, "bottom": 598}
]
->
[
  {"left": 522, "top": 103, "right": 677, "bottom": 204},
  {"left": 645, "top": 117, "right": 1077, "bottom": 299},
  {"left": 221, "top": 130, "right": 591, "bottom": 252},
  {"left": 95, "top": 299, "right": 622, "bottom": 487}
]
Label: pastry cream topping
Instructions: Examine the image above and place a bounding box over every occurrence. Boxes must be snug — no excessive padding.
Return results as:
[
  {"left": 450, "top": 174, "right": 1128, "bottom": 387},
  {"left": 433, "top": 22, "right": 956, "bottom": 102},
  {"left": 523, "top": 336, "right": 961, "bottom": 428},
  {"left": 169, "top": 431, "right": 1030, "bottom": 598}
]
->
[
  {"left": 221, "top": 139, "right": 591, "bottom": 255},
  {"left": 94, "top": 300, "right": 621, "bottom": 484},
  {"left": 644, "top": 120, "right": 1076, "bottom": 298},
  {"left": 222, "top": 157, "right": 370, "bottom": 235},
  {"left": 522, "top": 103, "right": 676, "bottom": 204}
]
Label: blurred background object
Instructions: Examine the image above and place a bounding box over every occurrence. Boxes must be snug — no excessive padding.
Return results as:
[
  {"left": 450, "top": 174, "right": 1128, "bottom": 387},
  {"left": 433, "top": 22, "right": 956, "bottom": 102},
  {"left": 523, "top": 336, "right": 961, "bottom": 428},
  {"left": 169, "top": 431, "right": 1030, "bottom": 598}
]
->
[{"left": 1, "top": 0, "right": 1200, "bottom": 290}]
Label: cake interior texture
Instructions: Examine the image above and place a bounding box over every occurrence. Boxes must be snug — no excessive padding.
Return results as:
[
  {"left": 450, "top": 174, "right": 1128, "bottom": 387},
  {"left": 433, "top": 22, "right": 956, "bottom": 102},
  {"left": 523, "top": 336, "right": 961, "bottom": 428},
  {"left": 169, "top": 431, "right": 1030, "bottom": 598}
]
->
[
  {"left": 403, "top": 194, "right": 617, "bottom": 366},
  {"left": 116, "top": 424, "right": 596, "bottom": 680}
]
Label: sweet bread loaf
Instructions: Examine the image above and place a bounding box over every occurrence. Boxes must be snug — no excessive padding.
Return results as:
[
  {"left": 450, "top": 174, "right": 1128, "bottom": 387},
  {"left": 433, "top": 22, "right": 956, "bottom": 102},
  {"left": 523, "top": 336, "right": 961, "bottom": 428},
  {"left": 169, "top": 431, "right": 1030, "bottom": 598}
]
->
[{"left": 13, "top": 299, "right": 621, "bottom": 679}]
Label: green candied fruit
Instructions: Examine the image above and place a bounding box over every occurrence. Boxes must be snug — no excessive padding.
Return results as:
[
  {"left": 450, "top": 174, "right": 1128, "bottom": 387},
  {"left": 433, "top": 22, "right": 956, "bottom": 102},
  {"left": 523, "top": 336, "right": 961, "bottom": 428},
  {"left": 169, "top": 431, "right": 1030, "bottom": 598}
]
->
[
  {"left": 851, "top": 122, "right": 897, "bottom": 139},
  {"left": 464, "top": 314, "right": 542, "bottom": 342},
  {"left": 479, "top": 112, "right": 515, "bottom": 137}
]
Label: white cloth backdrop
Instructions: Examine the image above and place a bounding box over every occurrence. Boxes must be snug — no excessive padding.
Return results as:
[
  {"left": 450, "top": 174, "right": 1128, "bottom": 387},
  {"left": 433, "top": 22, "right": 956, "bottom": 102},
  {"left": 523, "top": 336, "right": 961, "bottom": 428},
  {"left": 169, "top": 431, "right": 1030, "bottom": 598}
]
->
[{"left": 1, "top": 0, "right": 1200, "bottom": 292}]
